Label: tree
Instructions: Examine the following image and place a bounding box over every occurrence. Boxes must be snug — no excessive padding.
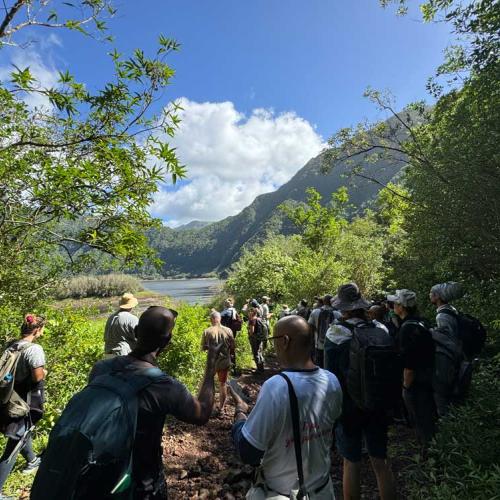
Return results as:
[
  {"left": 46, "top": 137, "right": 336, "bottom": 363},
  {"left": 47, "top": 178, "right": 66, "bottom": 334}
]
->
[
  {"left": 322, "top": 0, "right": 500, "bottom": 319},
  {"left": 0, "top": 1, "right": 185, "bottom": 309}
]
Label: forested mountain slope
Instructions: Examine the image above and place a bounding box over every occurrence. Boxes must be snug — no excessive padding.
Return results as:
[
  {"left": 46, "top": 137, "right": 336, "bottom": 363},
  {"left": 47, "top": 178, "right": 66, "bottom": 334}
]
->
[{"left": 149, "top": 150, "right": 403, "bottom": 276}]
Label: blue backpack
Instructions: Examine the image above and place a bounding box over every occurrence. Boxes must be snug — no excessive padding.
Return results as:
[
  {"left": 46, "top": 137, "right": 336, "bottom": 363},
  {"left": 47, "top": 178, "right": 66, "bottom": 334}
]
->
[{"left": 31, "top": 365, "right": 162, "bottom": 500}]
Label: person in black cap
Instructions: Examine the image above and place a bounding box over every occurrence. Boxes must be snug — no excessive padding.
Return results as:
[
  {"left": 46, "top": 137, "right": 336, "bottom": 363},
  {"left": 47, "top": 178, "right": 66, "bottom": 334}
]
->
[
  {"left": 388, "top": 289, "right": 435, "bottom": 455},
  {"left": 88, "top": 306, "right": 221, "bottom": 499}
]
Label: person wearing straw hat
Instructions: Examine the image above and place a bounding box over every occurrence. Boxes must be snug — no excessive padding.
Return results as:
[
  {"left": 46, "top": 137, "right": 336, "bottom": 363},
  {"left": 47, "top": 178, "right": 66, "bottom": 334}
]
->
[{"left": 104, "top": 293, "right": 139, "bottom": 357}]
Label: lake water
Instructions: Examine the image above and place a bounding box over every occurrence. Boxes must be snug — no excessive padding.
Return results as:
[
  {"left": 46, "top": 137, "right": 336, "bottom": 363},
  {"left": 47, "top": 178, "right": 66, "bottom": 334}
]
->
[{"left": 141, "top": 278, "right": 223, "bottom": 304}]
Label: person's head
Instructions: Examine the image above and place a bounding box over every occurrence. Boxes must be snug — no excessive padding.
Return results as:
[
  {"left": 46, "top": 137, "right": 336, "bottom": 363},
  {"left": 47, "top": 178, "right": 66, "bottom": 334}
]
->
[
  {"left": 21, "top": 314, "right": 46, "bottom": 338},
  {"left": 262, "top": 296, "right": 270, "bottom": 304},
  {"left": 314, "top": 297, "right": 324, "bottom": 308},
  {"left": 299, "top": 299, "right": 308, "bottom": 308},
  {"left": 282, "top": 304, "right": 289, "bottom": 310},
  {"left": 248, "top": 307, "right": 259, "bottom": 319},
  {"left": 331, "top": 283, "right": 370, "bottom": 319},
  {"left": 250, "top": 299, "right": 260, "bottom": 308},
  {"left": 119, "top": 292, "right": 138, "bottom": 311},
  {"left": 429, "top": 282, "right": 463, "bottom": 307},
  {"left": 210, "top": 310, "right": 221, "bottom": 326},
  {"left": 134, "top": 306, "right": 178, "bottom": 355},
  {"left": 369, "top": 305, "right": 386, "bottom": 323},
  {"left": 273, "top": 315, "right": 313, "bottom": 367},
  {"left": 223, "top": 298, "right": 233, "bottom": 309},
  {"left": 387, "top": 289, "right": 418, "bottom": 319},
  {"left": 323, "top": 294, "right": 333, "bottom": 307}
]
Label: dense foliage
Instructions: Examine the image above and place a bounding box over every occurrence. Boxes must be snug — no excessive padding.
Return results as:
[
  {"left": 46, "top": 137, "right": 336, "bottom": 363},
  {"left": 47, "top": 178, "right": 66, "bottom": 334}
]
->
[
  {"left": 0, "top": 1, "right": 184, "bottom": 313},
  {"left": 406, "top": 355, "right": 500, "bottom": 500},
  {"left": 224, "top": 188, "right": 388, "bottom": 306}
]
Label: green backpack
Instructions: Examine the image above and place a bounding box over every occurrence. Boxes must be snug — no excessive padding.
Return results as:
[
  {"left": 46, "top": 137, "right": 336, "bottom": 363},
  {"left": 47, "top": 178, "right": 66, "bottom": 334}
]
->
[{"left": 31, "top": 365, "right": 162, "bottom": 499}]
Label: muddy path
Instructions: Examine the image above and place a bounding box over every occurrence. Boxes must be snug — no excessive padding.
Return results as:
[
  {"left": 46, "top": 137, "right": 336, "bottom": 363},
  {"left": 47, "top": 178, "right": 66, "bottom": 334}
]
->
[{"left": 163, "top": 355, "right": 420, "bottom": 499}]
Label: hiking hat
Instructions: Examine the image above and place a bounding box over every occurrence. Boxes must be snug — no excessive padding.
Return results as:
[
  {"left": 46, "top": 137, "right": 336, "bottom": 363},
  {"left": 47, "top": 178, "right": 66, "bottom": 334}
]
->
[
  {"left": 250, "top": 299, "right": 260, "bottom": 307},
  {"left": 119, "top": 292, "right": 138, "bottom": 310},
  {"left": 387, "top": 289, "right": 417, "bottom": 308},
  {"left": 262, "top": 295, "right": 271, "bottom": 302},
  {"left": 430, "top": 282, "right": 463, "bottom": 303},
  {"left": 331, "top": 283, "right": 371, "bottom": 311}
]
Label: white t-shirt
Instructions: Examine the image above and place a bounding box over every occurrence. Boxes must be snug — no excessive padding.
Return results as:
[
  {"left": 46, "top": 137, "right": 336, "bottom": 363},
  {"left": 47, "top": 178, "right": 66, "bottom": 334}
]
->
[{"left": 242, "top": 368, "right": 342, "bottom": 494}]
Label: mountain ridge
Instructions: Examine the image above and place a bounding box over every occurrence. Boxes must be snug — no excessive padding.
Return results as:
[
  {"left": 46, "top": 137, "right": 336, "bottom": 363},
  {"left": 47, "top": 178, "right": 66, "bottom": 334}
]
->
[{"left": 148, "top": 147, "right": 403, "bottom": 277}]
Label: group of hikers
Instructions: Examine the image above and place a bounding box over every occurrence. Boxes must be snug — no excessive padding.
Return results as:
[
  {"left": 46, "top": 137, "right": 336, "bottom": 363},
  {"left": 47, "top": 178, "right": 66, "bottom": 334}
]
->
[{"left": 0, "top": 280, "right": 485, "bottom": 499}]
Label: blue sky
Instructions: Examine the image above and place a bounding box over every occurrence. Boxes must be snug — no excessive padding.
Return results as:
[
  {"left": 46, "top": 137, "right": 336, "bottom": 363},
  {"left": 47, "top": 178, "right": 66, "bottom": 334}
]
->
[{"left": 0, "top": 0, "right": 453, "bottom": 225}]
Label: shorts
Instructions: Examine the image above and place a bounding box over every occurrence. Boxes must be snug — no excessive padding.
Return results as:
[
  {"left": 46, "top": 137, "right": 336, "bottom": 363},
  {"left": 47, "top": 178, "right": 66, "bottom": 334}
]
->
[
  {"left": 217, "top": 369, "right": 229, "bottom": 384},
  {"left": 335, "top": 407, "right": 388, "bottom": 462}
]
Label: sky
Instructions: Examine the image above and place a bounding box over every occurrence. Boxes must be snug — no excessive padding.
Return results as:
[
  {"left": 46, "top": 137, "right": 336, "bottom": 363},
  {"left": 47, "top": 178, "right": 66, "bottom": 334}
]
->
[{"left": 0, "top": 0, "right": 454, "bottom": 226}]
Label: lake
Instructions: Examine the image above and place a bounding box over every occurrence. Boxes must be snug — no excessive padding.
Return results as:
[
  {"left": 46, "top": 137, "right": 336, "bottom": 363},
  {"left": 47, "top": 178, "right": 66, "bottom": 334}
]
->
[{"left": 141, "top": 278, "right": 224, "bottom": 305}]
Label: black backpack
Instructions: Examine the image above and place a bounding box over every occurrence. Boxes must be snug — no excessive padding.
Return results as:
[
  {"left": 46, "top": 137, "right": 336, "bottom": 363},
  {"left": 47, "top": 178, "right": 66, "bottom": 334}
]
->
[
  {"left": 254, "top": 318, "right": 269, "bottom": 342},
  {"left": 317, "top": 308, "right": 335, "bottom": 346},
  {"left": 31, "top": 366, "right": 162, "bottom": 500},
  {"left": 346, "top": 321, "right": 401, "bottom": 411},
  {"left": 438, "top": 309, "right": 486, "bottom": 360}
]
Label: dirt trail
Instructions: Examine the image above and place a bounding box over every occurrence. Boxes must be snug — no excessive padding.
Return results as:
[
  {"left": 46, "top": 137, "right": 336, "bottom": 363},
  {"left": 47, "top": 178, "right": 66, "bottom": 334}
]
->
[{"left": 163, "top": 356, "right": 419, "bottom": 499}]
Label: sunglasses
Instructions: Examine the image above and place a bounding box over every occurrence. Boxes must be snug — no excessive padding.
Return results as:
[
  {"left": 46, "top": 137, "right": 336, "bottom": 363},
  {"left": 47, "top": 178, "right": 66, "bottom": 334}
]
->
[{"left": 269, "top": 335, "right": 287, "bottom": 340}]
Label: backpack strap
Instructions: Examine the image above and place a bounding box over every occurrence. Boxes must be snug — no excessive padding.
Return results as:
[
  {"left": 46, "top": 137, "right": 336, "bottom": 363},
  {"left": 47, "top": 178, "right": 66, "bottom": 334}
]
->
[
  {"left": 436, "top": 308, "right": 458, "bottom": 318},
  {"left": 278, "top": 372, "right": 308, "bottom": 499}
]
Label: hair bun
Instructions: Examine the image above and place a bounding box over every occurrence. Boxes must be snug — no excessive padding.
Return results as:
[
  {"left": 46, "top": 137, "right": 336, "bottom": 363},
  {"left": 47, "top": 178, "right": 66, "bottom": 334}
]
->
[{"left": 25, "top": 314, "right": 35, "bottom": 324}]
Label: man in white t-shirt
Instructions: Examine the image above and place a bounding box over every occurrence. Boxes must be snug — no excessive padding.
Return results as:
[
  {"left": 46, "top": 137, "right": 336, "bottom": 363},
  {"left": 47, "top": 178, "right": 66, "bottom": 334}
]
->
[{"left": 230, "top": 315, "right": 342, "bottom": 499}]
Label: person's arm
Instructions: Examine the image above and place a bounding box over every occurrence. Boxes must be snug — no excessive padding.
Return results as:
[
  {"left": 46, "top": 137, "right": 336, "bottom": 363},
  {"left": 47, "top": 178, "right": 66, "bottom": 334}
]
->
[
  {"left": 400, "top": 325, "right": 417, "bottom": 389},
  {"left": 31, "top": 367, "right": 46, "bottom": 383},
  {"left": 228, "top": 383, "right": 265, "bottom": 465},
  {"left": 27, "top": 345, "right": 46, "bottom": 383},
  {"left": 201, "top": 330, "right": 208, "bottom": 351},
  {"left": 248, "top": 319, "right": 255, "bottom": 336},
  {"left": 403, "top": 368, "right": 415, "bottom": 389},
  {"left": 171, "top": 342, "right": 221, "bottom": 425}
]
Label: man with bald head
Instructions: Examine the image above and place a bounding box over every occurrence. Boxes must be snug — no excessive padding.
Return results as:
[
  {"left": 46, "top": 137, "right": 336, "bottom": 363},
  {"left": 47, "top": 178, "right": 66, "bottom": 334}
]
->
[
  {"left": 201, "top": 310, "right": 234, "bottom": 414},
  {"left": 89, "top": 306, "right": 220, "bottom": 499},
  {"left": 230, "top": 315, "right": 343, "bottom": 498}
]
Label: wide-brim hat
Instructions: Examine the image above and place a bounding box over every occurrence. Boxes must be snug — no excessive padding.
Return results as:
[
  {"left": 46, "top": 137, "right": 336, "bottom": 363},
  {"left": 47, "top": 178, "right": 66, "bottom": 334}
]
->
[
  {"left": 262, "top": 296, "right": 271, "bottom": 301},
  {"left": 331, "top": 283, "right": 371, "bottom": 311},
  {"left": 119, "top": 293, "right": 138, "bottom": 310}
]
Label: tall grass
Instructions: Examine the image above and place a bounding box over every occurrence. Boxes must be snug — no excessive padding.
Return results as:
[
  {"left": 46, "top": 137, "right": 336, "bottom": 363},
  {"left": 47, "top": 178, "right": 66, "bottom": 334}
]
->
[{"left": 55, "top": 273, "right": 144, "bottom": 299}]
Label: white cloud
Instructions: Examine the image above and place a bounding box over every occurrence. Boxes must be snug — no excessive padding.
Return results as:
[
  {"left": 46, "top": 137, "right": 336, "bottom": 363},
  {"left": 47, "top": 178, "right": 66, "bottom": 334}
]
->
[
  {"left": 151, "top": 98, "right": 324, "bottom": 226},
  {"left": 0, "top": 46, "right": 60, "bottom": 109}
]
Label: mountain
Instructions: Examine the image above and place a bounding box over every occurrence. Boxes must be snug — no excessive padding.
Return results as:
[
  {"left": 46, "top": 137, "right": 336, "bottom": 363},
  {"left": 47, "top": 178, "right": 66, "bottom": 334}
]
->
[
  {"left": 148, "top": 148, "right": 403, "bottom": 277},
  {"left": 176, "top": 220, "right": 212, "bottom": 231}
]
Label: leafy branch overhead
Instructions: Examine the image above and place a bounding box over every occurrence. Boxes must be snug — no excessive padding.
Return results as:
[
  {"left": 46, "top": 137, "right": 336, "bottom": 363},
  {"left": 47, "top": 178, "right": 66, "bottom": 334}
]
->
[{"left": 0, "top": 1, "right": 185, "bottom": 309}]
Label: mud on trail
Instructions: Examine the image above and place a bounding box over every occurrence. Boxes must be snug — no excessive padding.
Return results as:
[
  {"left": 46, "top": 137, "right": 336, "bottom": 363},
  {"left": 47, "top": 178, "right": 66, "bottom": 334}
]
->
[{"left": 163, "top": 355, "right": 420, "bottom": 500}]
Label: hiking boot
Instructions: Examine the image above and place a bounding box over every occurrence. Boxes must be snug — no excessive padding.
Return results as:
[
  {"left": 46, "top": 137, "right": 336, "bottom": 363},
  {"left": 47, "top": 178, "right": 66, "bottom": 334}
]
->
[{"left": 22, "top": 456, "right": 41, "bottom": 474}]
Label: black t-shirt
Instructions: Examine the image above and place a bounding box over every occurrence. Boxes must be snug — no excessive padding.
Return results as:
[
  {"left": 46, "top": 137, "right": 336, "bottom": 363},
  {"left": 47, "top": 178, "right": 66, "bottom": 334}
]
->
[
  {"left": 89, "top": 354, "right": 195, "bottom": 496},
  {"left": 398, "top": 316, "right": 434, "bottom": 385}
]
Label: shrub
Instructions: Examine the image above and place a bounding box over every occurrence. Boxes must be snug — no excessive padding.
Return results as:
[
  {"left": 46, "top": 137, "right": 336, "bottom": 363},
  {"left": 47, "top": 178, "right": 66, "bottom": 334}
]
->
[
  {"left": 55, "top": 273, "right": 144, "bottom": 299},
  {"left": 406, "top": 355, "right": 500, "bottom": 499}
]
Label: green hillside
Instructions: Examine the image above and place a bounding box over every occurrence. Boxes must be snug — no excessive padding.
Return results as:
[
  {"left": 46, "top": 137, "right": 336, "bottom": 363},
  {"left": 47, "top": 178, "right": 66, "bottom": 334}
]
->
[{"left": 150, "top": 150, "right": 403, "bottom": 276}]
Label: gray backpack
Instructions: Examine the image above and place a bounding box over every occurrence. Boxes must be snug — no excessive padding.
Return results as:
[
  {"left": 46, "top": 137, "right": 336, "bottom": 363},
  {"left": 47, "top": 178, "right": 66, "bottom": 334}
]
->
[{"left": 0, "top": 342, "right": 32, "bottom": 424}]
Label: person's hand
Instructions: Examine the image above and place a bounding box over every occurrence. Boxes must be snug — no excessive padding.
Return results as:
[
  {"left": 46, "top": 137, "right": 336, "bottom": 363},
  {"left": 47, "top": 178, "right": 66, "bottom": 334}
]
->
[
  {"left": 227, "top": 381, "right": 249, "bottom": 414},
  {"left": 43, "top": 368, "right": 48, "bottom": 378}
]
